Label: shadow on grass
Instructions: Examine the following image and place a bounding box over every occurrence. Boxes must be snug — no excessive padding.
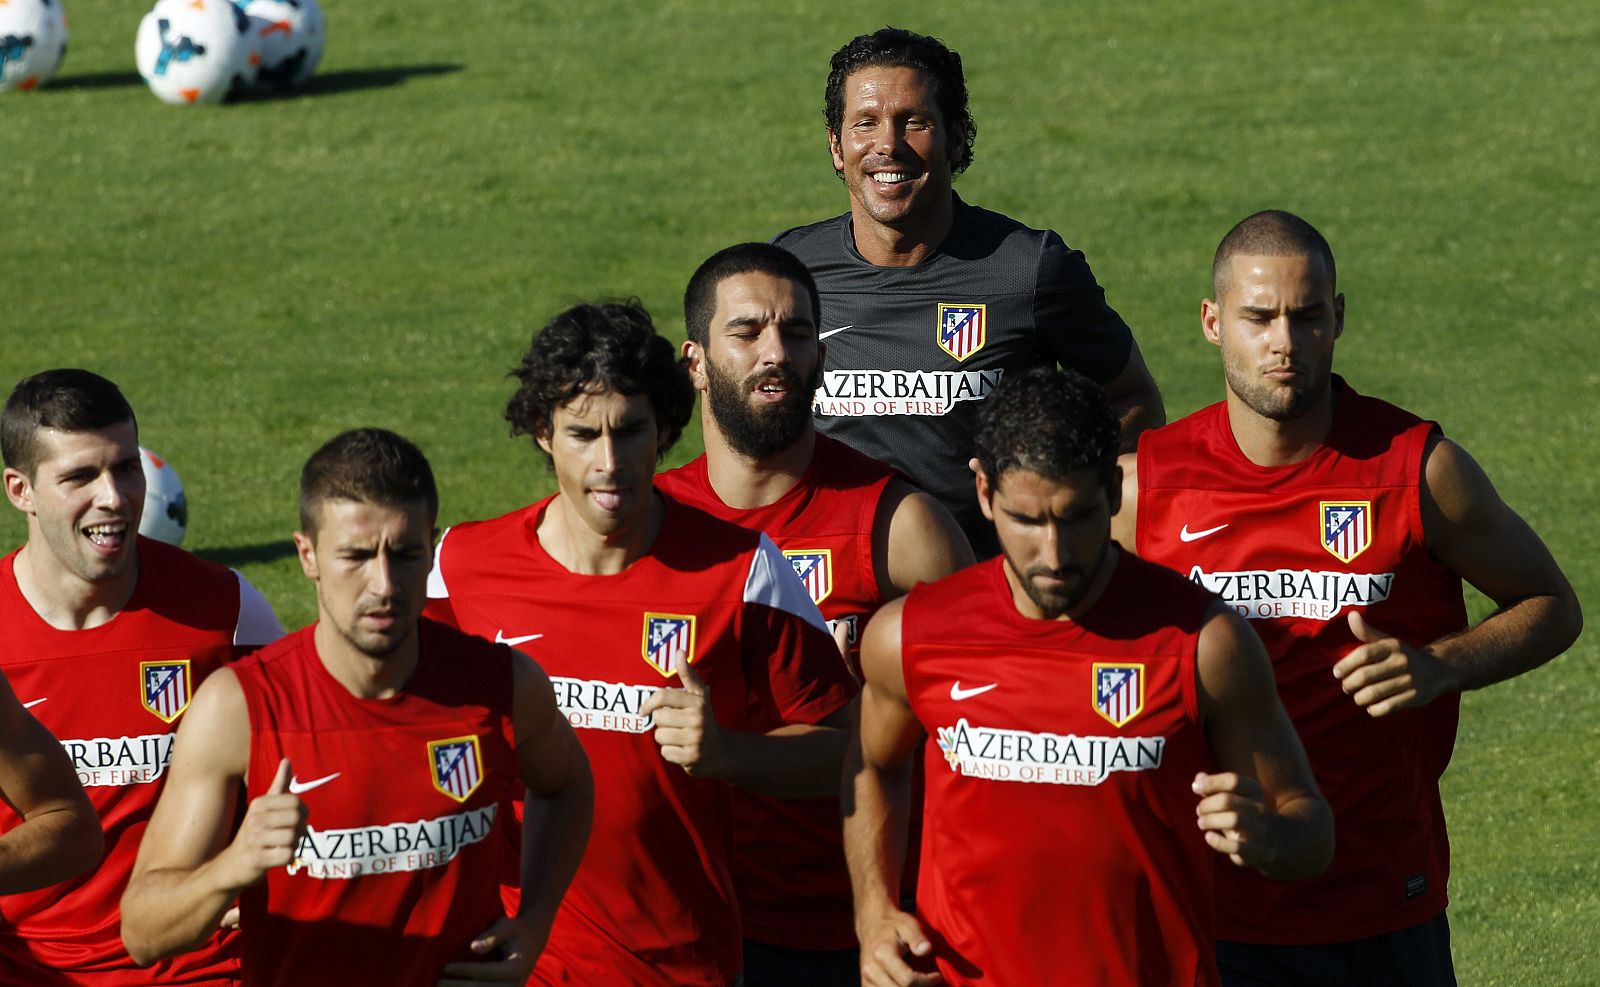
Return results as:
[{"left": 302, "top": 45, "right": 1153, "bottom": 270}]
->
[
  {"left": 236, "top": 63, "right": 465, "bottom": 101},
  {"left": 197, "top": 540, "right": 297, "bottom": 568},
  {"left": 48, "top": 71, "right": 144, "bottom": 91}
]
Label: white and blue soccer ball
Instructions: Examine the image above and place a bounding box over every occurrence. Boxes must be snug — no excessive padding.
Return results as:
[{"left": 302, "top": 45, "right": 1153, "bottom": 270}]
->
[
  {"left": 242, "top": 0, "right": 323, "bottom": 91},
  {"left": 135, "top": 0, "right": 257, "bottom": 105},
  {"left": 0, "top": 0, "right": 68, "bottom": 93},
  {"left": 138, "top": 447, "right": 189, "bottom": 546}
]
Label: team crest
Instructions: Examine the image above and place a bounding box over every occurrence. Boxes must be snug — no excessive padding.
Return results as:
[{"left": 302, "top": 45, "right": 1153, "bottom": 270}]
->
[
  {"left": 783, "top": 550, "right": 833, "bottom": 605},
  {"left": 1321, "top": 501, "right": 1373, "bottom": 563},
  {"left": 936, "top": 303, "right": 987, "bottom": 362},
  {"left": 427, "top": 736, "right": 483, "bottom": 803},
  {"left": 1092, "top": 663, "right": 1144, "bottom": 728},
  {"left": 140, "top": 660, "right": 192, "bottom": 724},
  {"left": 642, "top": 613, "right": 697, "bottom": 679}
]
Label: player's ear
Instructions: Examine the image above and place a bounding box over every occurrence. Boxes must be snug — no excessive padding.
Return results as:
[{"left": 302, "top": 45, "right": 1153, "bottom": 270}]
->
[
  {"left": 681, "top": 340, "right": 708, "bottom": 390},
  {"left": 292, "top": 530, "right": 319, "bottom": 580},
  {"left": 1333, "top": 292, "right": 1345, "bottom": 340},
  {"left": 1106, "top": 467, "right": 1124, "bottom": 518},
  {"left": 828, "top": 129, "right": 845, "bottom": 173},
  {"left": 974, "top": 465, "right": 996, "bottom": 521},
  {"left": 1200, "top": 298, "right": 1223, "bottom": 347},
  {"left": 2, "top": 468, "right": 35, "bottom": 515}
]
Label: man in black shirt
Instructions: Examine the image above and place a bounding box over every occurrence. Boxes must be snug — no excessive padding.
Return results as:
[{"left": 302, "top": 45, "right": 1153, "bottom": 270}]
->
[{"left": 776, "top": 27, "right": 1164, "bottom": 557}]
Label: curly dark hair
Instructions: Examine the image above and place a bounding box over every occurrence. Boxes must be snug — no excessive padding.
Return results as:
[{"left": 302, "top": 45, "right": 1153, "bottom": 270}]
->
[
  {"left": 973, "top": 367, "right": 1119, "bottom": 495},
  {"left": 824, "top": 27, "right": 976, "bottom": 177},
  {"left": 505, "top": 300, "right": 694, "bottom": 464}
]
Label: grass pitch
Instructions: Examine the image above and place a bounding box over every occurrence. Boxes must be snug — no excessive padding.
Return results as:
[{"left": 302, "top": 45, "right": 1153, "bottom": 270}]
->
[{"left": 4, "top": 1, "right": 1595, "bottom": 981}]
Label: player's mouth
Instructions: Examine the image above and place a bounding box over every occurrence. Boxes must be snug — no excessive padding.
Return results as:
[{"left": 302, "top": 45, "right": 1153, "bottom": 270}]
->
[
  {"left": 82, "top": 522, "right": 129, "bottom": 553},
  {"left": 1263, "top": 364, "right": 1305, "bottom": 382},
  {"left": 589, "top": 487, "right": 630, "bottom": 512},
  {"left": 751, "top": 374, "right": 795, "bottom": 403},
  {"left": 868, "top": 168, "right": 922, "bottom": 189}
]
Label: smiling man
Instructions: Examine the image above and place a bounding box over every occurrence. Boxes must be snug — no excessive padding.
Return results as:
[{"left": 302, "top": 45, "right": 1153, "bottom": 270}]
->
[
  {"left": 774, "top": 27, "right": 1164, "bottom": 559},
  {"left": 847, "top": 368, "right": 1331, "bottom": 986},
  {"left": 426, "top": 301, "right": 857, "bottom": 986},
  {"left": 0, "top": 368, "right": 281, "bottom": 986},
  {"left": 1115, "top": 210, "right": 1583, "bottom": 985},
  {"left": 121, "top": 428, "right": 593, "bottom": 987}
]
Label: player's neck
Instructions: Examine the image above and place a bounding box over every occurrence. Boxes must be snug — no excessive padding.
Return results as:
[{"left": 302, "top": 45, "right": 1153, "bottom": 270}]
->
[
  {"left": 537, "top": 489, "right": 664, "bottom": 575},
  {"left": 12, "top": 540, "right": 139, "bottom": 631},
  {"left": 1224, "top": 388, "right": 1336, "bottom": 467},
  {"left": 313, "top": 623, "right": 419, "bottom": 700},
  {"left": 701, "top": 415, "right": 815, "bottom": 510},
  {"left": 849, "top": 195, "right": 954, "bottom": 267}
]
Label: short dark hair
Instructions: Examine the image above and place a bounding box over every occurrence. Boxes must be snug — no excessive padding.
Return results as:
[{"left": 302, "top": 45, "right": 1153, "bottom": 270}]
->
[
  {"left": 2, "top": 369, "right": 138, "bottom": 478},
  {"left": 974, "top": 367, "right": 1119, "bottom": 494},
  {"left": 505, "top": 300, "right": 694, "bottom": 462},
  {"left": 299, "top": 428, "right": 438, "bottom": 535},
  {"left": 1212, "top": 210, "right": 1337, "bottom": 299},
  {"left": 683, "top": 243, "right": 820, "bottom": 347},
  {"left": 825, "top": 27, "right": 976, "bottom": 177}
]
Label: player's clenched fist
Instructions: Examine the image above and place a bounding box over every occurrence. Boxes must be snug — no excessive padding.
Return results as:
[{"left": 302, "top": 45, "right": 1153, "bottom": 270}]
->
[
  {"left": 1193, "top": 771, "right": 1279, "bottom": 871},
  {"left": 1332, "top": 611, "right": 1459, "bottom": 717},
  {"left": 217, "top": 758, "right": 308, "bottom": 891},
  {"left": 858, "top": 907, "right": 942, "bottom": 987},
  {"left": 640, "top": 655, "right": 726, "bottom": 779}
]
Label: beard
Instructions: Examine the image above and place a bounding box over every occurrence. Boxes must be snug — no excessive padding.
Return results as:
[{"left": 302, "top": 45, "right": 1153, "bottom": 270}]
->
[
  {"left": 1223, "top": 359, "right": 1331, "bottom": 422},
  {"left": 704, "top": 356, "right": 820, "bottom": 460},
  {"left": 1002, "top": 538, "right": 1109, "bottom": 619}
]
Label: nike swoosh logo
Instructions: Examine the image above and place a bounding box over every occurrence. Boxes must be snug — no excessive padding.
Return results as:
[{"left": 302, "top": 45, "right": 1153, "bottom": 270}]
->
[
  {"left": 495, "top": 631, "right": 545, "bottom": 647},
  {"left": 818, "top": 325, "right": 854, "bottom": 340},
  {"left": 288, "top": 772, "right": 341, "bottom": 795},
  {"left": 22, "top": 698, "right": 46, "bottom": 709},
  {"left": 950, "top": 682, "right": 998, "bottom": 701},
  {"left": 1179, "top": 523, "right": 1229, "bottom": 543}
]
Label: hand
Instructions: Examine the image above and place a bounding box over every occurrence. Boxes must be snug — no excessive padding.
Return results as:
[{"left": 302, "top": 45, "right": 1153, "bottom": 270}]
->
[
  {"left": 220, "top": 905, "right": 240, "bottom": 930},
  {"left": 639, "top": 654, "right": 725, "bottom": 779},
  {"left": 436, "top": 914, "right": 543, "bottom": 985},
  {"left": 1332, "top": 612, "right": 1459, "bottom": 716},
  {"left": 833, "top": 619, "right": 852, "bottom": 662},
  {"left": 219, "top": 758, "right": 308, "bottom": 891},
  {"left": 858, "top": 906, "right": 942, "bottom": 986},
  {"left": 1193, "top": 771, "right": 1277, "bottom": 871}
]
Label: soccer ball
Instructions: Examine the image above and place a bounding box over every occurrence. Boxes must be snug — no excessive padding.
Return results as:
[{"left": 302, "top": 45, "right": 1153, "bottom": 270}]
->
[
  {"left": 0, "top": 0, "right": 68, "bottom": 93},
  {"left": 242, "top": 0, "right": 323, "bottom": 91},
  {"left": 135, "top": 0, "right": 257, "bottom": 105},
  {"left": 138, "top": 447, "right": 189, "bottom": 546}
]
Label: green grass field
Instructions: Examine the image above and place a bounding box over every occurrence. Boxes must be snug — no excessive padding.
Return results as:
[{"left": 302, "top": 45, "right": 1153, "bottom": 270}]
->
[{"left": 5, "top": 1, "right": 1596, "bottom": 980}]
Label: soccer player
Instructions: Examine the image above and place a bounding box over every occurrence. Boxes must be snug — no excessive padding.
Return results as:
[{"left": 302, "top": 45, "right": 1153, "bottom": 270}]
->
[
  {"left": 120, "top": 428, "right": 594, "bottom": 986},
  {"left": 657, "top": 242, "right": 974, "bottom": 985},
  {"left": 0, "top": 368, "right": 282, "bottom": 985},
  {"left": 0, "top": 671, "right": 102, "bottom": 895},
  {"left": 1114, "top": 210, "right": 1584, "bottom": 985},
  {"left": 426, "top": 300, "right": 858, "bottom": 986},
  {"left": 775, "top": 27, "right": 1164, "bottom": 558},
  {"left": 848, "top": 368, "right": 1333, "bottom": 986}
]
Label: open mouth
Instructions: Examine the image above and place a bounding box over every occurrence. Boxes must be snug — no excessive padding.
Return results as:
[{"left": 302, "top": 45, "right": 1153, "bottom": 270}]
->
[
  {"left": 870, "top": 170, "right": 917, "bottom": 186},
  {"left": 83, "top": 522, "right": 129, "bottom": 551}
]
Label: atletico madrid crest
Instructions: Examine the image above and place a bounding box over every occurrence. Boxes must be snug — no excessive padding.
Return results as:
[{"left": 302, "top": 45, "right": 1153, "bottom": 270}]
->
[
  {"left": 1321, "top": 501, "right": 1373, "bottom": 563},
  {"left": 642, "top": 613, "right": 697, "bottom": 679},
  {"left": 783, "top": 550, "right": 833, "bottom": 605},
  {"left": 427, "top": 736, "right": 484, "bottom": 803},
  {"left": 1092, "top": 663, "right": 1144, "bottom": 728},
  {"left": 936, "top": 303, "right": 986, "bottom": 362},
  {"left": 140, "top": 660, "right": 192, "bottom": 724}
]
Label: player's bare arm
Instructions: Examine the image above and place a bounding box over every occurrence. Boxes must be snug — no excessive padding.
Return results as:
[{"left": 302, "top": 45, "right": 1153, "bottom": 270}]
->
[
  {"left": 1333, "top": 434, "right": 1583, "bottom": 716},
  {"left": 875, "top": 479, "right": 975, "bottom": 599},
  {"left": 1195, "top": 604, "right": 1333, "bottom": 880},
  {"left": 1100, "top": 339, "right": 1166, "bottom": 453},
  {"left": 121, "top": 669, "right": 308, "bottom": 964},
  {"left": 441, "top": 651, "right": 594, "bottom": 987},
  {"left": 641, "top": 654, "right": 854, "bottom": 799},
  {"left": 844, "top": 599, "right": 942, "bottom": 987},
  {"left": 0, "top": 670, "right": 102, "bottom": 894},
  {"left": 1110, "top": 452, "right": 1138, "bottom": 550}
]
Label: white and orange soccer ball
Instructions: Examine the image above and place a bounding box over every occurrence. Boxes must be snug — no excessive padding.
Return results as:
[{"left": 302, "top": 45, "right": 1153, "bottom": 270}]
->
[
  {"left": 134, "top": 0, "right": 258, "bottom": 105},
  {"left": 0, "top": 0, "right": 69, "bottom": 93},
  {"left": 242, "top": 0, "right": 323, "bottom": 91},
  {"left": 138, "top": 447, "right": 189, "bottom": 546}
]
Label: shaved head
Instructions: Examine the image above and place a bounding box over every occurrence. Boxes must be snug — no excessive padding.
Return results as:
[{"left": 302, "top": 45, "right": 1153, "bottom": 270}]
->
[{"left": 1212, "top": 210, "right": 1336, "bottom": 301}]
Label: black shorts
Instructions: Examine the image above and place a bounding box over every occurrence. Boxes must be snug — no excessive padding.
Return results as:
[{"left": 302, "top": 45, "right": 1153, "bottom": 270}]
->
[
  {"left": 742, "top": 938, "right": 860, "bottom": 987},
  {"left": 1217, "top": 912, "right": 1456, "bottom": 987}
]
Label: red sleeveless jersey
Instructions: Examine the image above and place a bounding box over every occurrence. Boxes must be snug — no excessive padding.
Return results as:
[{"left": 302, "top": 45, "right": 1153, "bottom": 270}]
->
[
  {"left": 903, "top": 554, "right": 1219, "bottom": 986},
  {"left": 230, "top": 620, "right": 519, "bottom": 987},
  {"left": 0, "top": 537, "right": 278, "bottom": 986},
  {"left": 1135, "top": 379, "right": 1468, "bottom": 943},
  {"left": 656, "top": 433, "right": 884, "bottom": 950},
  {"left": 426, "top": 493, "right": 855, "bottom": 986}
]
